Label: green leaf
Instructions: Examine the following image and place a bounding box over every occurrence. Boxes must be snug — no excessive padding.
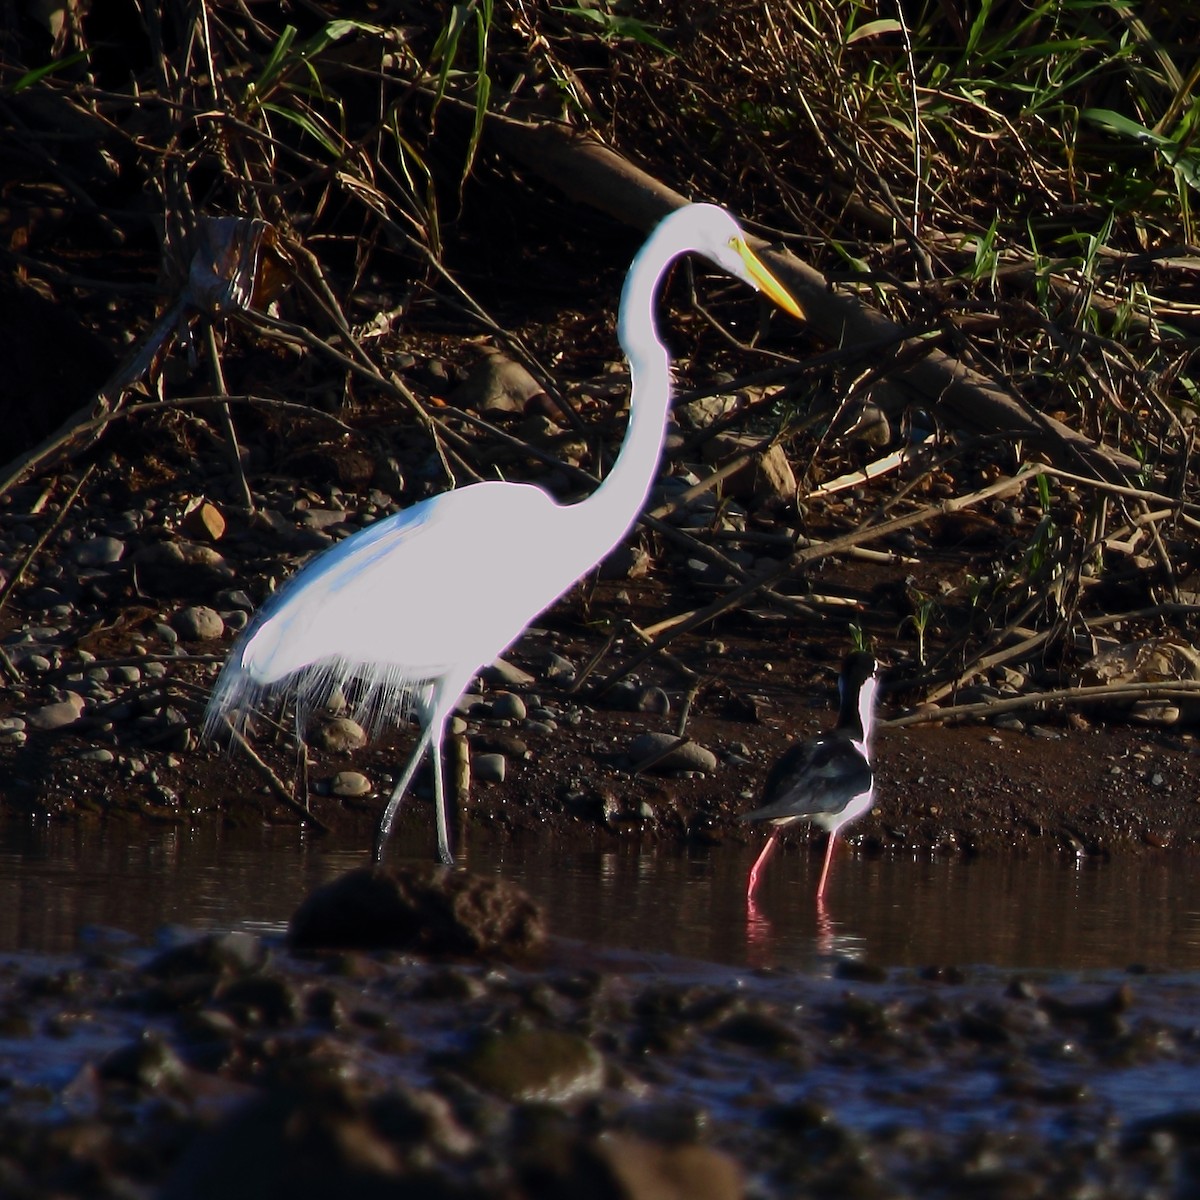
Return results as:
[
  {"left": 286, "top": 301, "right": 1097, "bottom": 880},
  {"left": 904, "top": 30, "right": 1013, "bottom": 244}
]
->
[
  {"left": 554, "top": 6, "right": 672, "bottom": 54},
  {"left": 1082, "top": 107, "right": 1162, "bottom": 145},
  {"left": 260, "top": 103, "right": 341, "bottom": 156},
  {"left": 6, "top": 50, "right": 90, "bottom": 94},
  {"left": 845, "top": 19, "right": 903, "bottom": 46}
]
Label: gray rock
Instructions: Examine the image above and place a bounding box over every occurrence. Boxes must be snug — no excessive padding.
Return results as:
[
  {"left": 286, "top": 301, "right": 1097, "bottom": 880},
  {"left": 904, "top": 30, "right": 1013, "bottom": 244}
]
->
[
  {"left": 482, "top": 658, "right": 535, "bottom": 688},
  {"left": 218, "top": 589, "right": 255, "bottom": 611},
  {"left": 700, "top": 433, "right": 798, "bottom": 507},
  {"left": 475, "top": 753, "right": 506, "bottom": 783},
  {"left": 453, "top": 350, "right": 546, "bottom": 414},
  {"left": 677, "top": 392, "right": 742, "bottom": 429},
  {"left": 489, "top": 691, "right": 527, "bottom": 722},
  {"left": 331, "top": 771, "right": 372, "bottom": 798},
  {"left": 172, "top": 605, "right": 225, "bottom": 642},
  {"left": 540, "top": 652, "right": 577, "bottom": 685},
  {"left": 991, "top": 713, "right": 1025, "bottom": 732},
  {"left": 310, "top": 717, "right": 367, "bottom": 753},
  {"left": 628, "top": 731, "right": 717, "bottom": 774},
  {"left": 27, "top": 692, "right": 86, "bottom": 731},
  {"left": 72, "top": 536, "right": 126, "bottom": 567}
]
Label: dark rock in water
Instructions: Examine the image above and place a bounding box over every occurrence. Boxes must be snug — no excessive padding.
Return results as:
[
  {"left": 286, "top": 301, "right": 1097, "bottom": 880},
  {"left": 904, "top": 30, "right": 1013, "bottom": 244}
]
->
[
  {"left": 144, "top": 930, "right": 266, "bottom": 980},
  {"left": 161, "top": 1083, "right": 411, "bottom": 1200},
  {"left": 592, "top": 1133, "right": 743, "bottom": 1200},
  {"left": 518, "top": 1129, "right": 743, "bottom": 1200},
  {"left": 455, "top": 1028, "right": 605, "bottom": 1103},
  {"left": 288, "top": 866, "right": 546, "bottom": 959},
  {"left": 100, "top": 1030, "right": 191, "bottom": 1094}
]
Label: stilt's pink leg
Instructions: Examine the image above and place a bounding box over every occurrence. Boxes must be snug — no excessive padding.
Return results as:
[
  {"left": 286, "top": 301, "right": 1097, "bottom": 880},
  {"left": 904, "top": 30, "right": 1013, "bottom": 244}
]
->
[
  {"left": 814, "top": 831, "right": 839, "bottom": 900},
  {"left": 747, "top": 832, "right": 779, "bottom": 900}
]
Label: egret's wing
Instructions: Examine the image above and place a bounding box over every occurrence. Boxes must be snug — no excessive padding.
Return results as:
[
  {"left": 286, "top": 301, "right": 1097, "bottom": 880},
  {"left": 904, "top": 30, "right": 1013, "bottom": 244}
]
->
[
  {"left": 741, "top": 733, "right": 873, "bottom": 822},
  {"left": 206, "top": 481, "right": 567, "bottom": 734}
]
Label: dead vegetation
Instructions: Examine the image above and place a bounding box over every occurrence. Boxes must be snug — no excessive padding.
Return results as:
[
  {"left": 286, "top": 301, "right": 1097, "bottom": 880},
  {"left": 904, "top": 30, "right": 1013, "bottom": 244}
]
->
[{"left": 3, "top": 0, "right": 1200, "bottom": 731}]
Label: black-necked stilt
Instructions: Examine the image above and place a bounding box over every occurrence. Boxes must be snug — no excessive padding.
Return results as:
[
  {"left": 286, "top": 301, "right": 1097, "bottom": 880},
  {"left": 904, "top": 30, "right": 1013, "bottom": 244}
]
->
[{"left": 741, "top": 651, "right": 880, "bottom": 902}]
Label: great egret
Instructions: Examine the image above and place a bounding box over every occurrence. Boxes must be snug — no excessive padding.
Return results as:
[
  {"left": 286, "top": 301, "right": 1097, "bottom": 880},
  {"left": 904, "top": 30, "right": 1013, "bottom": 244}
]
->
[
  {"left": 741, "top": 652, "right": 879, "bottom": 902},
  {"left": 205, "top": 203, "right": 804, "bottom": 866}
]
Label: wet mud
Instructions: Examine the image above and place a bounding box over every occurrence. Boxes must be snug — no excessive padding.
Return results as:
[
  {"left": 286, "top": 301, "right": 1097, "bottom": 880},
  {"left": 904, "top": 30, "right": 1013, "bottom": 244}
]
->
[{"left": 0, "top": 871, "right": 1198, "bottom": 1199}]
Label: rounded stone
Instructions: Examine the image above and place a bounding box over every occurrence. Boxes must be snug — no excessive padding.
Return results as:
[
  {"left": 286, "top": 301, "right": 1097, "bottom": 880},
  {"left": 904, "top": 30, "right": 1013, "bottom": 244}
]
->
[
  {"left": 72, "top": 536, "right": 126, "bottom": 567},
  {"left": 475, "top": 753, "right": 506, "bottom": 784},
  {"left": 331, "top": 771, "right": 372, "bottom": 798},
  {"left": 489, "top": 691, "right": 527, "bottom": 721},
  {"left": 628, "top": 731, "right": 717, "bottom": 774},
  {"left": 172, "top": 605, "right": 225, "bottom": 641},
  {"left": 310, "top": 717, "right": 367, "bottom": 754},
  {"left": 27, "top": 692, "right": 86, "bottom": 731}
]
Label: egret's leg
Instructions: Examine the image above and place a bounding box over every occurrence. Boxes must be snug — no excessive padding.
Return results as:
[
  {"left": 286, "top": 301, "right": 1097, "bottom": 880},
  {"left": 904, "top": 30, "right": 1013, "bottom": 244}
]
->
[
  {"left": 746, "top": 832, "right": 779, "bottom": 901},
  {"left": 430, "top": 724, "right": 454, "bottom": 867},
  {"left": 814, "top": 831, "right": 839, "bottom": 901},
  {"left": 373, "top": 723, "right": 436, "bottom": 864}
]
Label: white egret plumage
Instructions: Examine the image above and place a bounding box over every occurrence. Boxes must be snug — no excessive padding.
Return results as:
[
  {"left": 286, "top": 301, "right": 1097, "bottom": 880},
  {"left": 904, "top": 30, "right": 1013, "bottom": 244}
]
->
[{"left": 205, "top": 203, "right": 804, "bottom": 866}]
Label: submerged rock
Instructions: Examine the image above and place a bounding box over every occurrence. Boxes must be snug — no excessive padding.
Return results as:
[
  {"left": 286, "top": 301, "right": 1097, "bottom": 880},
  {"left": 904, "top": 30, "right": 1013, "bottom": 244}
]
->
[
  {"left": 455, "top": 1028, "right": 605, "bottom": 1103},
  {"left": 288, "top": 866, "right": 546, "bottom": 959}
]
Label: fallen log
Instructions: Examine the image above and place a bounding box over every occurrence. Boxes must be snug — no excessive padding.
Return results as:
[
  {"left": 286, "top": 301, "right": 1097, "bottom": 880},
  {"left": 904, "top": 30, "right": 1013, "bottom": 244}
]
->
[{"left": 485, "top": 113, "right": 1137, "bottom": 480}]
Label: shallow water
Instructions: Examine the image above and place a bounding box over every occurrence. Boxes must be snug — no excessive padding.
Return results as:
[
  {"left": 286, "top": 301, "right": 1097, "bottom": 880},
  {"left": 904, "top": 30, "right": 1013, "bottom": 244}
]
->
[{"left": 3, "top": 818, "right": 1199, "bottom": 972}]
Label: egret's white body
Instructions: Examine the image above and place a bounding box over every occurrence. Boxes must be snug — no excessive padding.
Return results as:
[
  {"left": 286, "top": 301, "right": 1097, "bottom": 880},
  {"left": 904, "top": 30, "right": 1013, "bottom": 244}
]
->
[{"left": 205, "top": 204, "right": 803, "bottom": 865}]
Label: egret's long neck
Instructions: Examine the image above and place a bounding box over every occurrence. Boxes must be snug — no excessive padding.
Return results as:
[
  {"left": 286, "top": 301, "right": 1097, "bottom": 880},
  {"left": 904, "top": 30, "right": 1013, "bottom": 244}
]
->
[{"left": 581, "top": 221, "right": 681, "bottom": 550}]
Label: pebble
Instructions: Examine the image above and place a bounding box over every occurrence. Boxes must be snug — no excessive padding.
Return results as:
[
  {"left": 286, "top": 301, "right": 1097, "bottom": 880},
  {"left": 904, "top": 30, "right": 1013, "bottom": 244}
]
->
[
  {"left": 991, "top": 714, "right": 1025, "bottom": 732},
  {"left": 72, "top": 536, "right": 126, "bottom": 567},
  {"left": 628, "top": 732, "right": 718, "bottom": 774},
  {"left": 27, "top": 692, "right": 86, "bottom": 731},
  {"left": 1028, "top": 724, "right": 1063, "bottom": 740},
  {"left": 78, "top": 748, "right": 116, "bottom": 765},
  {"left": 216, "top": 588, "right": 255, "bottom": 611},
  {"left": 171, "top": 605, "right": 225, "bottom": 641},
  {"left": 489, "top": 692, "right": 527, "bottom": 722},
  {"left": 309, "top": 717, "right": 367, "bottom": 754},
  {"left": 475, "top": 753, "right": 507, "bottom": 784},
  {"left": 482, "top": 658, "right": 536, "bottom": 688},
  {"left": 539, "top": 651, "right": 577, "bottom": 685},
  {"left": 331, "top": 771, "right": 372, "bottom": 798},
  {"left": 451, "top": 350, "right": 545, "bottom": 414},
  {"left": 181, "top": 500, "right": 225, "bottom": 541}
]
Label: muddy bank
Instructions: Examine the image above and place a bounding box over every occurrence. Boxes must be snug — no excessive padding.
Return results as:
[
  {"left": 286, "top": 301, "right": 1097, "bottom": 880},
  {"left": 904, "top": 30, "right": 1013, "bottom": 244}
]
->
[
  {"left": 0, "top": 865, "right": 1198, "bottom": 1199},
  {"left": 5, "top": 671, "right": 1200, "bottom": 866}
]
